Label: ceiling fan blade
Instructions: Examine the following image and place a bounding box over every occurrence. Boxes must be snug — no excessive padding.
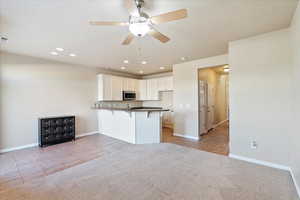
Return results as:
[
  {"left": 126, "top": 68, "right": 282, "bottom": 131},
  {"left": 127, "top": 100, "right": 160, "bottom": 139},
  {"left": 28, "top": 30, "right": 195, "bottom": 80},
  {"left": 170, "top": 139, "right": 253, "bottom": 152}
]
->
[
  {"left": 148, "top": 29, "right": 170, "bottom": 43},
  {"left": 89, "top": 21, "right": 128, "bottom": 26},
  {"left": 124, "top": 0, "right": 139, "bottom": 16},
  {"left": 151, "top": 9, "right": 188, "bottom": 24},
  {"left": 122, "top": 33, "right": 135, "bottom": 45}
]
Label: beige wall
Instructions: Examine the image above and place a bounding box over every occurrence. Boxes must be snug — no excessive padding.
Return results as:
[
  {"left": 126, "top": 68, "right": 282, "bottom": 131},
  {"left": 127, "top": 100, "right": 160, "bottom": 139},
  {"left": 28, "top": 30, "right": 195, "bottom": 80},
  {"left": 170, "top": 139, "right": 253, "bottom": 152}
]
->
[
  {"left": 0, "top": 52, "right": 101, "bottom": 150},
  {"left": 229, "top": 29, "right": 293, "bottom": 166},
  {"left": 215, "top": 73, "right": 229, "bottom": 123},
  {"left": 173, "top": 55, "right": 228, "bottom": 138},
  {"left": 291, "top": 2, "right": 300, "bottom": 193}
]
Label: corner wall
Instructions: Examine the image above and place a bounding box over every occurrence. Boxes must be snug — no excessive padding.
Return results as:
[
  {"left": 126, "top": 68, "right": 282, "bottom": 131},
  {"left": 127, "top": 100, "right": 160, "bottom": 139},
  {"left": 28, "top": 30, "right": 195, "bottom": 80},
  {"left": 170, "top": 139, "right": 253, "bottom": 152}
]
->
[
  {"left": 0, "top": 52, "right": 99, "bottom": 150},
  {"left": 290, "top": 2, "right": 300, "bottom": 194},
  {"left": 228, "top": 29, "right": 293, "bottom": 166},
  {"left": 173, "top": 55, "right": 228, "bottom": 138}
]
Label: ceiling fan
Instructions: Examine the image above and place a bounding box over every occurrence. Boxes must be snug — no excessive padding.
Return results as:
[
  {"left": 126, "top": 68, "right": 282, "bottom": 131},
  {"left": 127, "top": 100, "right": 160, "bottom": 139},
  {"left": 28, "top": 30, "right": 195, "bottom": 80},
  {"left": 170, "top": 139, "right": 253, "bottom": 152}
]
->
[{"left": 89, "top": 0, "right": 188, "bottom": 45}]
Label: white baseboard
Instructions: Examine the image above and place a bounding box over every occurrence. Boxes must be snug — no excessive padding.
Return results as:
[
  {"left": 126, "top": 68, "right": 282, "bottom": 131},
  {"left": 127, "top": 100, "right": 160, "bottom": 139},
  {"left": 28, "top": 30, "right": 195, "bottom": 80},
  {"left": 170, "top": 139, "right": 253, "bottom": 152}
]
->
[
  {"left": 290, "top": 169, "right": 300, "bottom": 198},
  {"left": 0, "top": 131, "right": 99, "bottom": 153},
  {"left": 229, "top": 154, "right": 290, "bottom": 171},
  {"left": 76, "top": 131, "right": 99, "bottom": 138},
  {"left": 0, "top": 143, "right": 38, "bottom": 153},
  {"left": 229, "top": 154, "right": 299, "bottom": 198},
  {"left": 173, "top": 133, "right": 199, "bottom": 140}
]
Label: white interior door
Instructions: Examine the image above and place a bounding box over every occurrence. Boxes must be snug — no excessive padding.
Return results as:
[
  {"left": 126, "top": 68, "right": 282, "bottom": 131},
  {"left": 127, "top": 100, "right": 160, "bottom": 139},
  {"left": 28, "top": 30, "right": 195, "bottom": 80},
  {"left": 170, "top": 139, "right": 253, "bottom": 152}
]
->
[
  {"left": 207, "top": 84, "right": 215, "bottom": 130},
  {"left": 199, "top": 80, "right": 208, "bottom": 135}
]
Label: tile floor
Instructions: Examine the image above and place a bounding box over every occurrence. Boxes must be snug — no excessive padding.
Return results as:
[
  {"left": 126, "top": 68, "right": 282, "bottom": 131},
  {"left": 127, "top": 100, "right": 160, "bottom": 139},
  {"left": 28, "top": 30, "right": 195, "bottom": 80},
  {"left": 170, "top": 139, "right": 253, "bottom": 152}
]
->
[
  {"left": 162, "top": 121, "right": 229, "bottom": 156},
  {"left": 0, "top": 134, "right": 125, "bottom": 192}
]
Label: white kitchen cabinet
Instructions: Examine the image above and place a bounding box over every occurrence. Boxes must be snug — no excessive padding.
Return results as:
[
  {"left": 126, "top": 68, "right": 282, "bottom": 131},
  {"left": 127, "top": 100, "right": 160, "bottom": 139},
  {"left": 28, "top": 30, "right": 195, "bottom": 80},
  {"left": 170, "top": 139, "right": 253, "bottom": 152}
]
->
[
  {"left": 165, "top": 76, "right": 173, "bottom": 91},
  {"left": 98, "top": 74, "right": 111, "bottom": 101},
  {"left": 147, "top": 79, "right": 159, "bottom": 100},
  {"left": 111, "top": 76, "right": 123, "bottom": 101},
  {"left": 98, "top": 74, "right": 173, "bottom": 101},
  {"left": 138, "top": 80, "right": 147, "bottom": 100},
  {"left": 157, "top": 76, "right": 173, "bottom": 91},
  {"left": 122, "top": 78, "right": 138, "bottom": 92},
  {"left": 98, "top": 74, "right": 123, "bottom": 101},
  {"left": 122, "top": 78, "right": 129, "bottom": 91},
  {"left": 157, "top": 78, "right": 166, "bottom": 91}
]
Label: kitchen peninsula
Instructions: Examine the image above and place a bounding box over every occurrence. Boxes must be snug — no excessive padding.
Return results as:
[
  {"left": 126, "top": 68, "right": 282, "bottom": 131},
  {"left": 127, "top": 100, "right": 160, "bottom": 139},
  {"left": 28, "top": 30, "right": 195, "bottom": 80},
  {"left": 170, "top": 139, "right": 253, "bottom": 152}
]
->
[{"left": 95, "top": 106, "right": 169, "bottom": 144}]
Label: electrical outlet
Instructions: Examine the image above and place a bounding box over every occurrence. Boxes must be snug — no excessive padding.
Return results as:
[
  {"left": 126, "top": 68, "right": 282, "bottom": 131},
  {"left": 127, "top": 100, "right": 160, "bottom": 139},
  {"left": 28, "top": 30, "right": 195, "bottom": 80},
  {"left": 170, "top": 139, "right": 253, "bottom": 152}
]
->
[{"left": 251, "top": 141, "right": 258, "bottom": 149}]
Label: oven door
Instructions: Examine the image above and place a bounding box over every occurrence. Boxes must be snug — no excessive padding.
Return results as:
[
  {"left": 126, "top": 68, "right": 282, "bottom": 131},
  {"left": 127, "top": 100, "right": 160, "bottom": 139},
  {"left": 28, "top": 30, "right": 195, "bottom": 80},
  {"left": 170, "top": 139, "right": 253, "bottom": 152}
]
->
[{"left": 123, "top": 91, "right": 136, "bottom": 101}]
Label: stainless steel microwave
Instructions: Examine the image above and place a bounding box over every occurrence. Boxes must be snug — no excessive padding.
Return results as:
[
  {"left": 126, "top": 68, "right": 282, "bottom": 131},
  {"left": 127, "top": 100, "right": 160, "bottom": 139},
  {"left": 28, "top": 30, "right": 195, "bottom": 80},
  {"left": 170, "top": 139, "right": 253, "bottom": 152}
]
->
[{"left": 122, "top": 91, "right": 136, "bottom": 101}]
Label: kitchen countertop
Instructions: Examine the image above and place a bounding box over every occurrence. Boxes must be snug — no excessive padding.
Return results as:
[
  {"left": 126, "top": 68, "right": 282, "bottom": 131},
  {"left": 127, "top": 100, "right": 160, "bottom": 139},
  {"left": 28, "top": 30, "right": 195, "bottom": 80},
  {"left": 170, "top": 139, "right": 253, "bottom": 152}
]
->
[{"left": 91, "top": 107, "right": 169, "bottom": 112}]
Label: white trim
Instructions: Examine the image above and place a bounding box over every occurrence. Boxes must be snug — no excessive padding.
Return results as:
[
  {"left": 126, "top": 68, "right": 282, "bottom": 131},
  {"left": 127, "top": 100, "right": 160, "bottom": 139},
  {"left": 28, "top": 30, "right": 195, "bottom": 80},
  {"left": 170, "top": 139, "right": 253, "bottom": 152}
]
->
[
  {"left": 0, "top": 143, "right": 38, "bottom": 153},
  {"left": 76, "top": 131, "right": 99, "bottom": 138},
  {"left": 290, "top": 169, "right": 300, "bottom": 198},
  {"left": 0, "top": 131, "right": 99, "bottom": 153},
  {"left": 229, "top": 154, "right": 299, "bottom": 198},
  {"left": 229, "top": 154, "right": 290, "bottom": 171},
  {"left": 173, "top": 133, "right": 199, "bottom": 140}
]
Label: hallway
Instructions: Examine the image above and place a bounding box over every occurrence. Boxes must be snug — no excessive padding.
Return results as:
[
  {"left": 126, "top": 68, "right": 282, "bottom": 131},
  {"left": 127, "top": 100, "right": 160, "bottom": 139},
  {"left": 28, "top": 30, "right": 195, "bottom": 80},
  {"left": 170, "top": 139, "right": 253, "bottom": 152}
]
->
[{"left": 162, "top": 122, "right": 229, "bottom": 156}]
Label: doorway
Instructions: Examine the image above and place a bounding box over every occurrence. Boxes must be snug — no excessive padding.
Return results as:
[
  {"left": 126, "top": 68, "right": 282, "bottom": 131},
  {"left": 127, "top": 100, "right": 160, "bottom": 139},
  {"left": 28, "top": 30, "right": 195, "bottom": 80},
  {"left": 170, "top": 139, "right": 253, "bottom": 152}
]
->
[{"left": 198, "top": 65, "right": 230, "bottom": 155}]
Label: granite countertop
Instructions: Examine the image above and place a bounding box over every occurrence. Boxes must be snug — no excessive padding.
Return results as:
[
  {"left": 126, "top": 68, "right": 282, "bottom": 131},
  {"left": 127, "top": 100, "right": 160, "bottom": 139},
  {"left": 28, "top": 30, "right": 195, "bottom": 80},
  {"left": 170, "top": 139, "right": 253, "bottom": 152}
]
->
[{"left": 91, "top": 107, "right": 169, "bottom": 112}]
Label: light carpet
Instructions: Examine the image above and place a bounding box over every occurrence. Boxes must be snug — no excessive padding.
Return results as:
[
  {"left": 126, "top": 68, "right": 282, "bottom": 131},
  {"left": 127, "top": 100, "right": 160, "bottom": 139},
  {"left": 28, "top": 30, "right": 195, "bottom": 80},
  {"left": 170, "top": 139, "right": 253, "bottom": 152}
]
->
[{"left": 1, "top": 143, "right": 298, "bottom": 200}]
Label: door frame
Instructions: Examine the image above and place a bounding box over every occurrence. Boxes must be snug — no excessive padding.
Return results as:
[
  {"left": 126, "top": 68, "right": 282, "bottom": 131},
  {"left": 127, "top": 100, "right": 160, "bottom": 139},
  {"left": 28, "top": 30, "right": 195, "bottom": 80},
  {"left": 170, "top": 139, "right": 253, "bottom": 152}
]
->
[{"left": 197, "top": 65, "right": 230, "bottom": 138}]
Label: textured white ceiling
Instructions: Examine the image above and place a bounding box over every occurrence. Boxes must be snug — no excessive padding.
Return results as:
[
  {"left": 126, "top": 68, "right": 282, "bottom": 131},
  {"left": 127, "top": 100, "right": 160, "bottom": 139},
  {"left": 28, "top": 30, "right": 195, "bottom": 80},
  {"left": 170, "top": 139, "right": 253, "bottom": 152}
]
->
[{"left": 0, "top": 0, "right": 298, "bottom": 75}]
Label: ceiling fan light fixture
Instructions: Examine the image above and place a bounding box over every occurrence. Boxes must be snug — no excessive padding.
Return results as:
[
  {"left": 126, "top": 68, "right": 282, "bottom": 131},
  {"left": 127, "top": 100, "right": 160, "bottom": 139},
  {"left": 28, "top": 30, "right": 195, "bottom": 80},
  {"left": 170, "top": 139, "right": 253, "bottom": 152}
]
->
[{"left": 129, "top": 22, "right": 150, "bottom": 37}]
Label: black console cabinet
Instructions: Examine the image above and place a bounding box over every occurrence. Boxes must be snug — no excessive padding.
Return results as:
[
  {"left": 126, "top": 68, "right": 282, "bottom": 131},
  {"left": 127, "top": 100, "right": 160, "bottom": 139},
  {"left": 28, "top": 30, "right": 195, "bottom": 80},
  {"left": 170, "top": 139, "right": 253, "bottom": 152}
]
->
[{"left": 38, "top": 116, "right": 75, "bottom": 147}]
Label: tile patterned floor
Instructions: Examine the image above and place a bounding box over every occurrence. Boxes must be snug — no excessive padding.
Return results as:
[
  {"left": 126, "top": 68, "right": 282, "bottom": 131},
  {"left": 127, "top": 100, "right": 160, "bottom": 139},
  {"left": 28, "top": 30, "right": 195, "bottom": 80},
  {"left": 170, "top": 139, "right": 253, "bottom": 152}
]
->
[
  {"left": 162, "top": 122, "right": 229, "bottom": 156},
  {"left": 0, "top": 134, "right": 126, "bottom": 193}
]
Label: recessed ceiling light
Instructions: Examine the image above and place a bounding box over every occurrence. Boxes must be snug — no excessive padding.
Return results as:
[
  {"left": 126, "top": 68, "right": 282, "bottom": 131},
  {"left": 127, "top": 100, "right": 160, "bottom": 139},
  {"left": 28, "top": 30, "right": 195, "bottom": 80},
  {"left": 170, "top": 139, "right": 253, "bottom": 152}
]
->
[
  {"left": 56, "top": 48, "right": 64, "bottom": 52},
  {"left": 160, "top": 67, "right": 165, "bottom": 70},
  {"left": 141, "top": 61, "right": 147, "bottom": 65},
  {"left": 181, "top": 57, "right": 186, "bottom": 61},
  {"left": 121, "top": 67, "right": 126, "bottom": 70},
  {"left": 123, "top": 60, "right": 129, "bottom": 64},
  {"left": 69, "top": 53, "right": 76, "bottom": 57},
  {"left": 224, "top": 68, "right": 230, "bottom": 72},
  {"left": 50, "top": 51, "right": 58, "bottom": 55},
  {"left": 139, "top": 70, "right": 144, "bottom": 74}
]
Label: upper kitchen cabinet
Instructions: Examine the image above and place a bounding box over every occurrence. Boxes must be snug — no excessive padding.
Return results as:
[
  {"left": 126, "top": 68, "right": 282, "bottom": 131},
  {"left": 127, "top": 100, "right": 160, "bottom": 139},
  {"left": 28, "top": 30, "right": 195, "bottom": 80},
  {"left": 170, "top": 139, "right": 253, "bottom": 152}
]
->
[
  {"left": 147, "top": 78, "right": 159, "bottom": 101},
  {"left": 122, "top": 78, "right": 139, "bottom": 92},
  {"left": 165, "top": 76, "right": 173, "bottom": 91},
  {"left": 157, "top": 76, "right": 173, "bottom": 91},
  {"left": 111, "top": 76, "right": 123, "bottom": 101},
  {"left": 98, "top": 74, "right": 111, "bottom": 101},
  {"left": 97, "top": 74, "right": 173, "bottom": 101},
  {"left": 138, "top": 80, "right": 148, "bottom": 101},
  {"left": 98, "top": 74, "right": 123, "bottom": 101}
]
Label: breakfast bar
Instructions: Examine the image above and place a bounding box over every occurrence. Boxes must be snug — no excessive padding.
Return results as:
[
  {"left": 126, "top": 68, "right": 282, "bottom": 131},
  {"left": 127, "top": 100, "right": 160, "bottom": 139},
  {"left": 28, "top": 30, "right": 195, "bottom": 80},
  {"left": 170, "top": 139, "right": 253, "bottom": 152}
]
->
[{"left": 95, "top": 107, "right": 169, "bottom": 144}]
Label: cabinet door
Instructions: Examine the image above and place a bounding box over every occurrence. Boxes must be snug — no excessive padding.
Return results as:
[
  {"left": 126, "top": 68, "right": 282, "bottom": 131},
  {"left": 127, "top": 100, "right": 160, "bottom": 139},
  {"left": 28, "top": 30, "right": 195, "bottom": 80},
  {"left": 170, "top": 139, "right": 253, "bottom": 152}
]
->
[
  {"left": 97, "top": 75, "right": 113, "bottom": 101},
  {"left": 139, "top": 80, "right": 147, "bottom": 100},
  {"left": 147, "top": 79, "right": 159, "bottom": 100},
  {"left": 132, "top": 79, "right": 139, "bottom": 92},
  {"left": 111, "top": 76, "right": 123, "bottom": 100},
  {"left": 166, "top": 76, "right": 173, "bottom": 91},
  {"left": 127, "top": 78, "right": 135, "bottom": 91},
  {"left": 157, "top": 78, "right": 166, "bottom": 91},
  {"left": 122, "top": 78, "right": 129, "bottom": 91}
]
